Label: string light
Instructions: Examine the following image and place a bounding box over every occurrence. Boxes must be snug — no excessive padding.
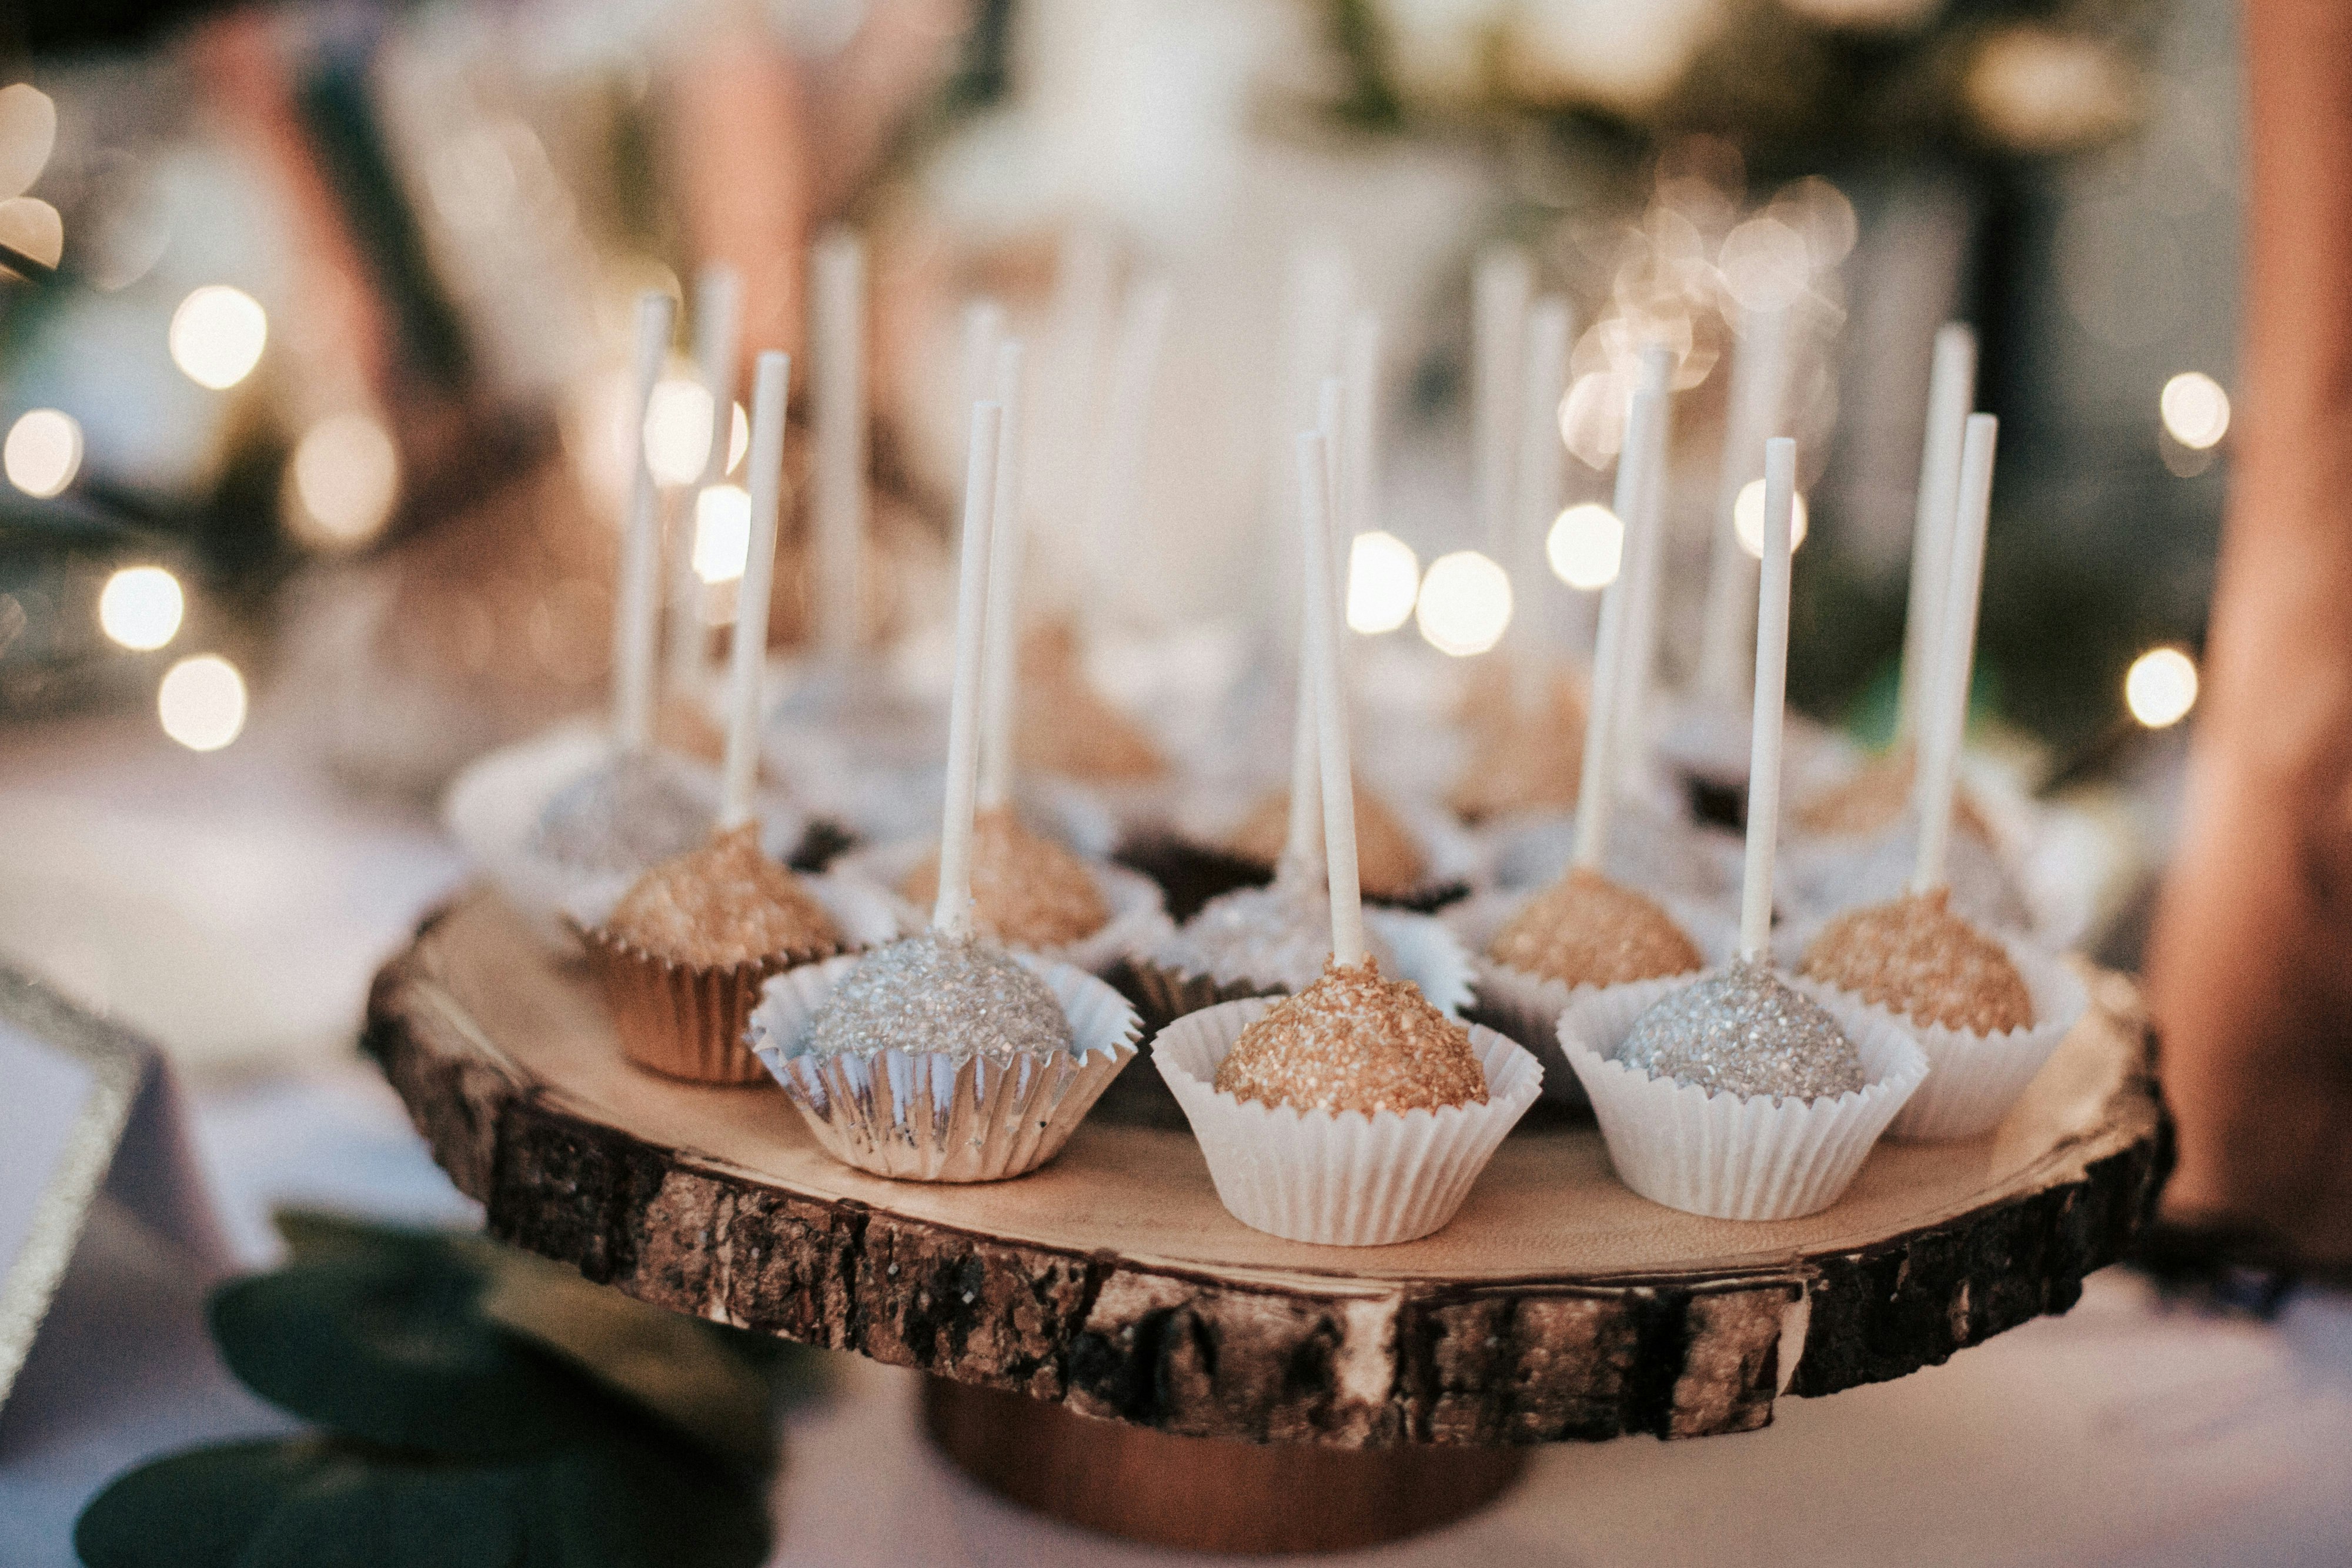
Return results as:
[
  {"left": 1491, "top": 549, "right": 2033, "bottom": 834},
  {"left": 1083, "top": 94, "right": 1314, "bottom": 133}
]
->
[
  {"left": 2124, "top": 646, "right": 2197, "bottom": 728},
  {"left": 2159, "top": 372, "right": 2229, "bottom": 451},
  {"left": 4, "top": 407, "right": 81, "bottom": 497},
  {"left": 289, "top": 413, "right": 400, "bottom": 547},
  {"left": 1546, "top": 503, "right": 1623, "bottom": 589},
  {"left": 98, "top": 565, "right": 183, "bottom": 650},
  {"left": 1345, "top": 531, "right": 1419, "bottom": 633},
  {"left": 1415, "top": 550, "right": 1513, "bottom": 657},
  {"left": 169, "top": 285, "right": 268, "bottom": 390},
  {"left": 158, "top": 653, "right": 246, "bottom": 750},
  {"left": 691, "top": 484, "right": 752, "bottom": 583},
  {"left": 1734, "top": 479, "right": 1810, "bottom": 557}
]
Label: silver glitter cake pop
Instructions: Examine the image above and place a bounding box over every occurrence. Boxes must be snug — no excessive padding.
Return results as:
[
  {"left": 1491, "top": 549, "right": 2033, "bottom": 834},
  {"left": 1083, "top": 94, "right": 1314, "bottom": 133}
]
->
[
  {"left": 531, "top": 751, "right": 717, "bottom": 873},
  {"left": 1156, "top": 877, "right": 1393, "bottom": 991},
  {"left": 804, "top": 930, "right": 1073, "bottom": 1062},
  {"left": 1618, "top": 962, "right": 1865, "bottom": 1102}
]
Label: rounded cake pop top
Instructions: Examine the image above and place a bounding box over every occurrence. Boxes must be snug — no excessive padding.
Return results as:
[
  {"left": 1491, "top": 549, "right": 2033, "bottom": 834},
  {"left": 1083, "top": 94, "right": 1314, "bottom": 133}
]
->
[
  {"left": 603, "top": 823, "right": 843, "bottom": 968},
  {"left": 804, "top": 929, "right": 1072, "bottom": 1062},
  {"left": 533, "top": 750, "right": 716, "bottom": 872},
  {"left": 1015, "top": 621, "right": 1167, "bottom": 782},
  {"left": 900, "top": 807, "right": 1110, "bottom": 948},
  {"left": 1796, "top": 743, "right": 1993, "bottom": 842},
  {"left": 1230, "top": 779, "right": 1426, "bottom": 900},
  {"left": 1157, "top": 874, "right": 1394, "bottom": 991},
  {"left": 1799, "top": 887, "right": 2034, "bottom": 1035},
  {"left": 1487, "top": 868, "right": 1702, "bottom": 988},
  {"left": 1449, "top": 667, "right": 1585, "bottom": 823},
  {"left": 1619, "top": 961, "right": 1865, "bottom": 1102},
  {"left": 1214, "top": 958, "right": 1486, "bottom": 1115}
]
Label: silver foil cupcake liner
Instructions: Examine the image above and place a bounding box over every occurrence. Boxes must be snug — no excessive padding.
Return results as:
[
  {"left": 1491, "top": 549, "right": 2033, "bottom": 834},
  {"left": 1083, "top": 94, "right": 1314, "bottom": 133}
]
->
[
  {"left": 1558, "top": 974, "right": 1929, "bottom": 1221},
  {"left": 1152, "top": 998, "right": 1543, "bottom": 1246},
  {"left": 749, "top": 953, "right": 1140, "bottom": 1182}
]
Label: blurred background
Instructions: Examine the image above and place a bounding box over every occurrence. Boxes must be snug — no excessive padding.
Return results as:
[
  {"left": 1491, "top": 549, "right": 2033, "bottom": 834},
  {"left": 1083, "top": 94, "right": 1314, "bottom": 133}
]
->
[{"left": 0, "top": 0, "right": 2231, "bottom": 1067}]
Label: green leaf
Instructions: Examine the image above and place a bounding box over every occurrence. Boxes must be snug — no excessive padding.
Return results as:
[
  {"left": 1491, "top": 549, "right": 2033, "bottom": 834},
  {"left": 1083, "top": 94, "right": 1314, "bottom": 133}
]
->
[{"left": 76, "top": 1439, "right": 327, "bottom": 1568}]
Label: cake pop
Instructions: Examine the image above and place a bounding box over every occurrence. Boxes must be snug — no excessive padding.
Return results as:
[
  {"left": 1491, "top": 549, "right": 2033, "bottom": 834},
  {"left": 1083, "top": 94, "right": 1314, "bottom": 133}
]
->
[
  {"left": 604, "top": 823, "right": 841, "bottom": 968},
  {"left": 1154, "top": 874, "right": 1394, "bottom": 993},
  {"left": 1229, "top": 778, "right": 1426, "bottom": 899},
  {"left": 1618, "top": 961, "right": 1863, "bottom": 1101},
  {"left": 1796, "top": 743, "right": 1993, "bottom": 842},
  {"left": 1487, "top": 868, "right": 1700, "bottom": 989},
  {"left": 898, "top": 806, "right": 1110, "bottom": 948},
  {"left": 1215, "top": 957, "right": 1485, "bottom": 1114},
  {"left": 803, "top": 927, "right": 1070, "bottom": 1061},
  {"left": 1014, "top": 619, "right": 1168, "bottom": 781},
  {"left": 1449, "top": 666, "right": 1585, "bottom": 823},
  {"left": 531, "top": 748, "right": 719, "bottom": 874},
  {"left": 1800, "top": 888, "right": 2033, "bottom": 1035}
]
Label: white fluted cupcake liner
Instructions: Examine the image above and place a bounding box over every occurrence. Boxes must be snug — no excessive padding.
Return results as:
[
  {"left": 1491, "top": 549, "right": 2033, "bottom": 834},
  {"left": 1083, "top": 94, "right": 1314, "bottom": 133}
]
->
[
  {"left": 831, "top": 838, "right": 1174, "bottom": 978},
  {"left": 443, "top": 725, "right": 809, "bottom": 950},
  {"left": 750, "top": 952, "right": 1140, "bottom": 1182},
  {"left": 1132, "top": 908, "right": 1478, "bottom": 1032},
  {"left": 1558, "top": 976, "right": 1928, "bottom": 1221},
  {"left": 1152, "top": 999, "right": 1543, "bottom": 1246},
  {"left": 1788, "top": 941, "right": 2090, "bottom": 1143},
  {"left": 1444, "top": 887, "right": 1730, "bottom": 1106}
]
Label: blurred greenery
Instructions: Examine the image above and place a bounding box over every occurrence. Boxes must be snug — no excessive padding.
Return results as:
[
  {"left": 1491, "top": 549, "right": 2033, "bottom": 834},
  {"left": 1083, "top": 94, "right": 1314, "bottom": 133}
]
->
[{"left": 75, "top": 1211, "right": 825, "bottom": 1568}]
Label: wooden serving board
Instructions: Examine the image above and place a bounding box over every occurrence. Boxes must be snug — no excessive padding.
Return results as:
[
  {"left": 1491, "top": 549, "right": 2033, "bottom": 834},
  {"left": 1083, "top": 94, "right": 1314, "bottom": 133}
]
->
[{"left": 366, "top": 887, "right": 2166, "bottom": 1449}]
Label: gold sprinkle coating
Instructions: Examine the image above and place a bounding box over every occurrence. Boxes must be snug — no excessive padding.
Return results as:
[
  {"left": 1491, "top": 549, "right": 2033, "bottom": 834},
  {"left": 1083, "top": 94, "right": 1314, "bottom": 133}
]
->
[
  {"left": 901, "top": 807, "right": 1112, "bottom": 949},
  {"left": 1487, "top": 868, "right": 1702, "bottom": 987},
  {"left": 1449, "top": 666, "right": 1585, "bottom": 821},
  {"left": 1015, "top": 620, "right": 1169, "bottom": 781},
  {"left": 1796, "top": 744, "right": 1994, "bottom": 842},
  {"left": 1213, "top": 958, "right": 1488, "bottom": 1115},
  {"left": 1229, "top": 780, "right": 1428, "bottom": 900},
  {"left": 1800, "top": 887, "right": 2035, "bottom": 1034},
  {"left": 1619, "top": 961, "right": 1866, "bottom": 1103},
  {"left": 604, "top": 823, "right": 844, "bottom": 968}
]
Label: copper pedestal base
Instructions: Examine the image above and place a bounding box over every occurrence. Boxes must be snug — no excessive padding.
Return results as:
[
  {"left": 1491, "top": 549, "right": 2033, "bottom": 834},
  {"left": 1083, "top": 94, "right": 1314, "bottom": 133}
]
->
[{"left": 921, "top": 1378, "right": 1528, "bottom": 1554}]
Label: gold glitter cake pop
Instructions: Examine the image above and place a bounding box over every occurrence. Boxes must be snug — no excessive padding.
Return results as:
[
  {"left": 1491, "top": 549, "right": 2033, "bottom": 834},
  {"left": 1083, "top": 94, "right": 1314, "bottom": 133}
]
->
[
  {"left": 1214, "top": 958, "right": 1487, "bottom": 1115},
  {"left": 1449, "top": 666, "right": 1586, "bottom": 822},
  {"left": 603, "top": 823, "right": 843, "bottom": 968},
  {"left": 1486, "top": 868, "right": 1702, "bottom": 988},
  {"left": 1014, "top": 620, "right": 1168, "bottom": 782},
  {"left": 900, "top": 806, "right": 1110, "bottom": 948},
  {"left": 1231, "top": 780, "right": 1426, "bottom": 900},
  {"left": 1797, "top": 743, "right": 1993, "bottom": 841},
  {"left": 1799, "top": 887, "right": 2034, "bottom": 1035}
]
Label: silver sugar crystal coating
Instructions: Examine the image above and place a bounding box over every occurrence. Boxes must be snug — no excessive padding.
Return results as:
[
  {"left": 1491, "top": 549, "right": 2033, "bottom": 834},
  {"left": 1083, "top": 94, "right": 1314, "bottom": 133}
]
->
[
  {"left": 1157, "top": 878, "right": 1392, "bottom": 991},
  {"left": 1618, "top": 961, "right": 1865, "bottom": 1103},
  {"left": 803, "top": 931, "right": 1073, "bottom": 1062},
  {"left": 532, "top": 752, "right": 715, "bottom": 872}
]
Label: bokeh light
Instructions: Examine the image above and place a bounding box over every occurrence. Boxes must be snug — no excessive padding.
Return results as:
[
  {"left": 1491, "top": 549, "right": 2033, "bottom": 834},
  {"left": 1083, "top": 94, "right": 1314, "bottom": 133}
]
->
[
  {"left": 692, "top": 484, "right": 752, "bottom": 583},
  {"left": 1345, "top": 530, "right": 1420, "bottom": 634},
  {"left": 169, "top": 285, "right": 268, "bottom": 390},
  {"left": 5, "top": 407, "right": 82, "bottom": 497},
  {"left": 0, "top": 195, "right": 63, "bottom": 270},
  {"left": 99, "top": 566, "right": 184, "bottom": 650},
  {"left": 158, "top": 653, "right": 246, "bottom": 751},
  {"left": 2125, "top": 647, "right": 2198, "bottom": 728},
  {"left": 1546, "top": 503, "right": 1623, "bottom": 590},
  {"left": 290, "top": 413, "right": 400, "bottom": 547},
  {"left": 2160, "top": 372, "right": 2230, "bottom": 451},
  {"left": 727, "top": 402, "right": 749, "bottom": 474},
  {"left": 0, "top": 83, "right": 59, "bottom": 201},
  {"left": 643, "top": 378, "right": 714, "bottom": 486},
  {"left": 1734, "top": 479, "right": 1810, "bottom": 557},
  {"left": 1415, "top": 550, "right": 1513, "bottom": 657}
]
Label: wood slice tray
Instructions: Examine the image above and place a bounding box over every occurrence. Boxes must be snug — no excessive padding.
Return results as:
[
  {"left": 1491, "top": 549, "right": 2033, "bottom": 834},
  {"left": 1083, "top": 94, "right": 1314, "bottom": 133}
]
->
[{"left": 366, "top": 887, "right": 2167, "bottom": 1450}]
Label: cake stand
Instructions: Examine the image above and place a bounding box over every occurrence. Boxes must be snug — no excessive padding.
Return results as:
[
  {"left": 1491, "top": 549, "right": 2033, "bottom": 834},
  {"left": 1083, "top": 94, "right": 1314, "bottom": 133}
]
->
[{"left": 366, "top": 889, "right": 2167, "bottom": 1554}]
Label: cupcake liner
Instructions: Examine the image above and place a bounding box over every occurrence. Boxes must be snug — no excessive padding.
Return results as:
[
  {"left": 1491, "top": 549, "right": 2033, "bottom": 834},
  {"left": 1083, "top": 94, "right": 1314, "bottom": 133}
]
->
[
  {"left": 1127, "top": 908, "right": 1476, "bottom": 1034},
  {"left": 1151, "top": 999, "right": 1544, "bottom": 1246},
  {"left": 1445, "top": 887, "right": 1732, "bottom": 1106},
  {"left": 750, "top": 953, "right": 1140, "bottom": 1182},
  {"left": 1558, "top": 975, "right": 1928, "bottom": 1221},
  {"left": 444, "top": 725, "right": 810, "bottom": 950},
  {"left": 576, "top": 926, "right": 839, "bottom": 1085},
  {"left": 1788, "top": 941, "right": 2090, "bottom": 1144},
  {"left": 831, "top": 837, "right": 1174, "bottom": 978}
]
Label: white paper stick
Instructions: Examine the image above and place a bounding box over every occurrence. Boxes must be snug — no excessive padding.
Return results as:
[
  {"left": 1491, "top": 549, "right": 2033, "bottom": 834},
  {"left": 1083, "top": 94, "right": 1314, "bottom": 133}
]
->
[
  {"left": 1267, "top": 242, "right": 1352, "bottom": 646},
  {"left": 1739, "top": 438, "right": 1798, "bottom": 962},
  {"left": 720, "top": 352, "right": 790, "bottom": 828},
  {"left": 1511, "top": 296, "right": 1571, "bottom": 677},
  {"left": 811, "top": 229, "right": 866, "bottom": 661},
  {"left": 1571, "top": 382, "right": 1665, "bottom": 871},
  {"left": 665, "top": 266, "right": 744, "bottom": 699},
  {"left": 959, "top": 298, "right": 1005, "bottom": 418},
  {"left": 1474, "top": 245, "right": 1534, "bottom": 560},
  {"left": 1281, "top": 376, "right": 1350, "bottom": 874},
  {"left": 612, "top": 289, "right": 675, "bottom": 750},
  {"left": 1695, "top": 307, "right": 1790, "bottom": 703},
  {"left": 1083, "top": 275, "right": 1171, "bottom": 613},
  {"left": 1897, "top": 324, "right": 1977, "bottom": 743},
  {"left": 1614, "top": 345, "right": 1677, "bottom": 791},
  {"left": 934, "top": 401, "right": 1005, "bottom": 939},
  {"left": 1913, "top": 413, "right": 1997, "bottom": 894},
  {"left": 1297, "top": 431, "right": 1363, "bottom": 968},
  {"left": 978, "top": 340, "right": 1028, "bottom": 812},
  {"left": 1342, "top": 313, "right": 1382, "bottom": 540}
]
